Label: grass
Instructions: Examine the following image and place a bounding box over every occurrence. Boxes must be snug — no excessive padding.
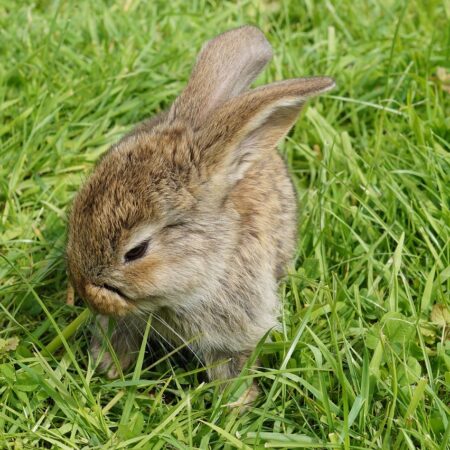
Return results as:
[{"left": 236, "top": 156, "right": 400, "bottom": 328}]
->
[{"left": 0, "top": 0, "right": 449, "bottom": 448}]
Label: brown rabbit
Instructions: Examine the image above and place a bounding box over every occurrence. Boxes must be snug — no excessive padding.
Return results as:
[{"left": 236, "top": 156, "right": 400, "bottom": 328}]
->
[{"left": 67, "top": 25, "right": 334, "bottom": 405}]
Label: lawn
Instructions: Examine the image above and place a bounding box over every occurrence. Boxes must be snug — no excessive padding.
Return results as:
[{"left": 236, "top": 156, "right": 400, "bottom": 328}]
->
[{"left": 1, "top": 0, "right": 449, "bottom": 448}]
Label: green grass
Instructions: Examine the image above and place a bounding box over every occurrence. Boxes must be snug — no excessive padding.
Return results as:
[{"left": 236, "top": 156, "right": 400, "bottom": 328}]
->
[{"left": 1, "top": 0, "right": 449, "bottom": 448}]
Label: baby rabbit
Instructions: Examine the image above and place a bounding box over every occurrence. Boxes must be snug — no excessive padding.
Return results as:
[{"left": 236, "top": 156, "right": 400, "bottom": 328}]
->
[{"left": 67, "top": 25, "right": 334, "bottom": 403}]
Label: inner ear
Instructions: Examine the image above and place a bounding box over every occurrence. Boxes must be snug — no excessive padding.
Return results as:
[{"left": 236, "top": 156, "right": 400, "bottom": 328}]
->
[{"left": 221, "top": 102, "right": 303, "bottom": 185}]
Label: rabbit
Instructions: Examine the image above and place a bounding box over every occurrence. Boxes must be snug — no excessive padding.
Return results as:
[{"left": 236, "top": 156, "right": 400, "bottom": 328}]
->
[{"left": 66, "top": 25, "right": 335, "bottom": 406}]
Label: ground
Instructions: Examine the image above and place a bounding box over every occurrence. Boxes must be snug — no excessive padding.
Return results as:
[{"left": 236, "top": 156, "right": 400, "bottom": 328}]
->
[{"left": 0, "top": 0, "right": 449, "bottom": 449}]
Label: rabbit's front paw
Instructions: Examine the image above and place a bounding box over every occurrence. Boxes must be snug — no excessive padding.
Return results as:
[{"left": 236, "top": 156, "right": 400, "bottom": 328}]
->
[
  {"left": 226, "top": 382, "right": 259, "bottom": 413},
  {"left": 90, "top": 337, "right": 135, "bottom": 379}
]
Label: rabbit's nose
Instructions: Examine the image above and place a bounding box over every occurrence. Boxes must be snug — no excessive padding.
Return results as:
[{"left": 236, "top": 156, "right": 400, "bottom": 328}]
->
[{"left": 84, "top": 283, "right": 135, "bottom": 317}]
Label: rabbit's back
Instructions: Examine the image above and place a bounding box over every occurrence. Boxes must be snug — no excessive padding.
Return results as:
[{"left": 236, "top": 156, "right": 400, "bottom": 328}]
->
[{"left": 229, "top": 150, "right": 297, "bottom": 280}]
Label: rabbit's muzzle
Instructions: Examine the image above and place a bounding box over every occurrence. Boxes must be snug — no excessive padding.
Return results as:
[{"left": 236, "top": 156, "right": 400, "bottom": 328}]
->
[{"left": 84, "top": 283, "right": 135, "bottom": 316}]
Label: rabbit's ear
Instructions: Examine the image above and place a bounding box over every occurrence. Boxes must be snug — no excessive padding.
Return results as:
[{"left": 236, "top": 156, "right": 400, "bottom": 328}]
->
[
  {"left": 169, "top": 26, "right": 272, "bottom": 127},
  {"left": 197, "top": 76, "right": 335, "bottom": 188}
]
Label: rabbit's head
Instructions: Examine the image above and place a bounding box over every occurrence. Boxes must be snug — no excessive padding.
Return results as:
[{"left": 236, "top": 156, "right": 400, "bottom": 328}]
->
[{"left": 67, "top": 26, "right": 334, "bottom": 316}]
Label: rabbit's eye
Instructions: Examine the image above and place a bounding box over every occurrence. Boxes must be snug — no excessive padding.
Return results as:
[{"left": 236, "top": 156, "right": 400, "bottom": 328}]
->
[{"left": 125, "top": 240, "right": 149, "bottom": 262}]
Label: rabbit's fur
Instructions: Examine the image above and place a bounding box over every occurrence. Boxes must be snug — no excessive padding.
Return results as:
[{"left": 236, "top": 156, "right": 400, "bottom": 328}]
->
[{"left": 67, "top": 26, "right": 334, "bottom": 393}]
